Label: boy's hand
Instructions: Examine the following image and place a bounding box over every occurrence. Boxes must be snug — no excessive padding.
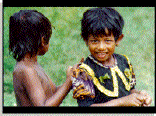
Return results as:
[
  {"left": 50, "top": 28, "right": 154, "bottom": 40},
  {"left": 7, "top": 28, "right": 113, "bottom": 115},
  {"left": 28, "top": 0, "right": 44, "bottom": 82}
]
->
[
  {"left": 121, "top": 93, "right": 146, "bottom": 106},
  {"left": 140, "top": 90, "right": 152, "bottom": 106},
  {"left": 73, "top": 84, "right": 91, "bottom": 99}
]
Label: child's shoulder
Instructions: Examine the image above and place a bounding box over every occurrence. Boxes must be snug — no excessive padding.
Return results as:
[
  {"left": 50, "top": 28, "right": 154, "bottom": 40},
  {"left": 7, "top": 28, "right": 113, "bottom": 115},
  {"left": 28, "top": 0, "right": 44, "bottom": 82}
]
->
[
  {"left": 14, "top": 61, "right": 32, "bottom": 71},
  {"left": 114, "top": 53, "right": 131, "bottom": 64},
  {"left": 114, "top": 53, "right": 129, "bottom": 60},
  {"left": 13, "top": 62, "right": 36, "bottom": 80}
]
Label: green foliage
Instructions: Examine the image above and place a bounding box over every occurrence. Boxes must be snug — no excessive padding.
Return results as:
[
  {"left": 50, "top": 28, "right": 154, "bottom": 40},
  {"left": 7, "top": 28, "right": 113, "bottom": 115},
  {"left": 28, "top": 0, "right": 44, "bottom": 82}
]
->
[{"left": 3, "top": 7, "right": 154, "bottom": 106}]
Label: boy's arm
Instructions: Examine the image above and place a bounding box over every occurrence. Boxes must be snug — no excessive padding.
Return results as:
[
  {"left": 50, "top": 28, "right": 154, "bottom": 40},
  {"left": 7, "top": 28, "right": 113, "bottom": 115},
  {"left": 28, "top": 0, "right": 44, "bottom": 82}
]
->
[
  {"left": 51, "top": 66, "right": 72, "bottom": 92},
  {"left": 130, "top": 88, "right": 140, "bottom": 94},
  {"left": 90, "top": 92, "right": 145, "bottom": 107},
  {"left": 130, "top": 89, "right": 152, "bottom": 106},
  {"left": 45, "top": 78, "right": 72, "bottom": 106},
  {"left": 90, "top": 89, "right": 145, "bottom": 106},
  {"left": 44, "top": 66, "right": 72, "bottom": 106}
]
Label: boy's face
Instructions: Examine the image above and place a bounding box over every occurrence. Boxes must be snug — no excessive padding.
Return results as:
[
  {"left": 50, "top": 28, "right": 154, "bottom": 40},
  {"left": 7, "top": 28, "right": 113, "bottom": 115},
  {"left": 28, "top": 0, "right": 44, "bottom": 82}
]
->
[{"left": 85, "top": 33, "right": 123, "bottom": 65}]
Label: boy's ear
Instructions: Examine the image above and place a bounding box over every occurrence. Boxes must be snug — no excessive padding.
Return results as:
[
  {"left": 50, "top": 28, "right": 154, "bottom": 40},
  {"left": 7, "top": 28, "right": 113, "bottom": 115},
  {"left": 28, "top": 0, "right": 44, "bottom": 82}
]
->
[
  {"left": 84, "top": 39, "right": 88, "bottom": 46},
  {"left": 41, "top": 37, "right": 46, "bottom": 46},
  {"left": 116, "top": 34, "right": 124, "bottom": 46}
]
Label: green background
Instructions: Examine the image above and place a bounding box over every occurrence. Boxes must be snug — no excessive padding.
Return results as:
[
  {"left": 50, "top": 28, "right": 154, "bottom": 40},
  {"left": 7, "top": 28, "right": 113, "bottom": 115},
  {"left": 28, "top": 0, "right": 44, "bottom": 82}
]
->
[{"left": 3, "top": 7, "right": 155, "bottom": 106}]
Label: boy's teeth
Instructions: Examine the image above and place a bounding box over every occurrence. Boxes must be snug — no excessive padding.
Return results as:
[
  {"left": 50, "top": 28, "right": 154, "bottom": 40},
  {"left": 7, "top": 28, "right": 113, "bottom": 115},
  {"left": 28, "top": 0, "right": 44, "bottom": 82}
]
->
[
  {"left": 98, "top": 53, "right": 105, "bottom": 55},
  {"left": 97, "top": 52, "right": 106, "bottom": 58}
]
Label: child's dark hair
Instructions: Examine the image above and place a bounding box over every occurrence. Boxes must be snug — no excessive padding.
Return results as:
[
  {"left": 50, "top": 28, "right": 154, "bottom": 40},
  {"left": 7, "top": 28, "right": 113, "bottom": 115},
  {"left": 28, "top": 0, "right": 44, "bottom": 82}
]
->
[
  {"left": 81, "top": 7, "right": 124, "bottom": 41},
  {"left": 9, "top": 10, "right": 52, "bottom": 61}
]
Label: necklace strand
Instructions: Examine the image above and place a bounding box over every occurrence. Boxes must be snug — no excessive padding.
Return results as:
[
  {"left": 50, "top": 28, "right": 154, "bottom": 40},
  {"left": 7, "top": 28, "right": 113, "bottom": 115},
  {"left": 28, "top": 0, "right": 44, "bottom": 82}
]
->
[{"left": 88, "top": 54, "right": 117, "bottom": 68}]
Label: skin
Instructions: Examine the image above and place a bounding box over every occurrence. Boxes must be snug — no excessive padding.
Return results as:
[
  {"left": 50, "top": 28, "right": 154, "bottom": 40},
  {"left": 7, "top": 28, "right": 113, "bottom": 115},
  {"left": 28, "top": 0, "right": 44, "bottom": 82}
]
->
[
  {"left": 80, "top": 32, "right": 152, "bottom": 107},
  {"left": 85, "top": 33, "right": 122, "bottom": 66},
  {"left": 13, "top": 37, "right": 73, "bottom": 106}
]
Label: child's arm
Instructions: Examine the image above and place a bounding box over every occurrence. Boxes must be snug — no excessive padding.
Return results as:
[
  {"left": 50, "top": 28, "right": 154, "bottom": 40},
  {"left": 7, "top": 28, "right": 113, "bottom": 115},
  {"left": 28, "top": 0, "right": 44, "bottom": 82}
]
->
[
  {"left": 130, "top": 89, "right": 140, "bottom": 94},
  {"left": 15, "top": 66, "right": 72, "bottom": 106},
  {"left": 90, "top": 92, "right": 145, "bottom": 106},
  {"left": 44, "top": 66, "right": 72, "bottom": 106},
  {"left": 90, "top": 89, "right": 151, "bottom": 107},
  {"left": 75, "top": 87, "right": 151, "bottom": 106},
  {"left": 130, "top": 89, "right": 152, "bottom": 106}
]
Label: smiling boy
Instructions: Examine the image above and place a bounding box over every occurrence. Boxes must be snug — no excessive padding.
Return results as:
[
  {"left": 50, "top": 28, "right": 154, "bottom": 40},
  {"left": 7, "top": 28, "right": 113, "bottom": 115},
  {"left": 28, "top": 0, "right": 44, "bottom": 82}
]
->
[{"left": 74, "top": 7, "right": 152, "bottom": 107}]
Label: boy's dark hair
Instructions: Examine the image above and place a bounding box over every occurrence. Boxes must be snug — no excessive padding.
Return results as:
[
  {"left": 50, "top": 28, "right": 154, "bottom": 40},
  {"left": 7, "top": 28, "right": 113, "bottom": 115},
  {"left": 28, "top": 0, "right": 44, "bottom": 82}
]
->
[
  {"left": 81, "top": 7, "right": 124, "bottom": 41},
  {"left": 9, "top": 10, "right": 52, "bottom": 61}
]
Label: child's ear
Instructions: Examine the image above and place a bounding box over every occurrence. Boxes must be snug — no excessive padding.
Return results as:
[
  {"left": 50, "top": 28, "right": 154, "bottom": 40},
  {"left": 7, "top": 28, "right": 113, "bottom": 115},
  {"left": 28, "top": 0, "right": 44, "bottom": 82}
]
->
[
  {"left": 84, "top": 39, "right": 88, "bottom": 46},
  {"left": 41, "top": 36, "right": 46, "bottom": 46},
  {"left": 116, "top": 34, "right": 124, "bottom": 46}
]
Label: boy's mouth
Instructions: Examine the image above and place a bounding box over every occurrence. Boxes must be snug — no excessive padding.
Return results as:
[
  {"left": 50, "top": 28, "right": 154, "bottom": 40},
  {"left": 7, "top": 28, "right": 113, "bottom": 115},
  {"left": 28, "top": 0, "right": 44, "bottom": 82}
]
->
[{"left": 96, "top": 52, "right": 107, "bottom": 59}]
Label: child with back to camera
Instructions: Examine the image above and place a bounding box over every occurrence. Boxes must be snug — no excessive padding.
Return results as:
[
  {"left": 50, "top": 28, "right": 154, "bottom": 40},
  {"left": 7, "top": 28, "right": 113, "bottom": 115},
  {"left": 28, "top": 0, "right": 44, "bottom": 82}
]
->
[
  {"left": 72, "top": 7, "right": 152, "bottom": 107},
  {"left": 9, "top": 10, "right": 72, "bottom": 106}
]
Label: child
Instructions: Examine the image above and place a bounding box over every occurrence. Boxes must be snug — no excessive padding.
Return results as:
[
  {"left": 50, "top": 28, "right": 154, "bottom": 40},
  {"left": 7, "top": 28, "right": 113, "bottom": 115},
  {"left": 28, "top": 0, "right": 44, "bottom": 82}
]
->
[
  {"left": 73, "top": 7, "right": 152, "bottom": 107},
  {"left": 9, "top": 10, "right": 72, "bottom": 106}
]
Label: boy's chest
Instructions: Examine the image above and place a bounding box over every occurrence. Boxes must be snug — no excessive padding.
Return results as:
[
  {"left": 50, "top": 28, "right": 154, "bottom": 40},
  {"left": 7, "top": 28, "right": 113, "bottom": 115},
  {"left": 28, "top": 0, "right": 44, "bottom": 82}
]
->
[
  {"left": 93, "top": 64, "right": 131, "bottom": 100},
  {"left": 82, "top": 54, "right": 134, "bottom": 104},
  {"left": 35, "top": 65, "right": 55, "bottom": 97}
]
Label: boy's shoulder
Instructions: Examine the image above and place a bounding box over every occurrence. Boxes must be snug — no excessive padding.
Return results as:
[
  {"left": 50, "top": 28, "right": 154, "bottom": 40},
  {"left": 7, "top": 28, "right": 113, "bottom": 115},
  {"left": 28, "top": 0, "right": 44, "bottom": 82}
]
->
[
  {"left": 13, "top": 62, "right": 36, "bottom": 80},
  {"left": 114, "top": 53, "right": 131, "bottom": 65},
  {"left": 114, "top": 53, "right": 128, "bottom": 60}
]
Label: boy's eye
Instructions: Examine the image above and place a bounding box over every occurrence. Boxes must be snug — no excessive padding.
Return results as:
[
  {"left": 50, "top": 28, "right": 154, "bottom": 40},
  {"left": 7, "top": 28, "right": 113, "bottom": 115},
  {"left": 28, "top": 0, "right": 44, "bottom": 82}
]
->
[
  {"left": 91, "top": 40, "right": 98, "bottom": 43},
  {"left": 105, "top": 40, "right": 112, "bottom": 42}
]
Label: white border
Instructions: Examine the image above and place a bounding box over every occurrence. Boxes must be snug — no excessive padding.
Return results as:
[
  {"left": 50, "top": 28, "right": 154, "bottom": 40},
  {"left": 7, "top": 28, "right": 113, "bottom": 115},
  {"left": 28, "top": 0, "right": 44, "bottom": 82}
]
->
[{"left": 0, "top": 5, "right": 155, "bottom": 116}]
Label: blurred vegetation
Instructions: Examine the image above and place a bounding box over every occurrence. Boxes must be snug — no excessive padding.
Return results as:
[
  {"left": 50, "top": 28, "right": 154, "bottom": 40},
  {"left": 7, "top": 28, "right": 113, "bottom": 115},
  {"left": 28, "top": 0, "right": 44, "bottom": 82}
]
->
[{"left": 3, "top": 7, "right": 154, "bottom": 106}]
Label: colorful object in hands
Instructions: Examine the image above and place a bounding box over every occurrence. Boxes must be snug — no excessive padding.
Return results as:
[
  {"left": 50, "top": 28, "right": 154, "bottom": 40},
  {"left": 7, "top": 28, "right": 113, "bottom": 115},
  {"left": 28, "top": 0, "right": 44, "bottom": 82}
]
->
[{"left": 71, "top": 63, "right": 95, "bottom": 99}]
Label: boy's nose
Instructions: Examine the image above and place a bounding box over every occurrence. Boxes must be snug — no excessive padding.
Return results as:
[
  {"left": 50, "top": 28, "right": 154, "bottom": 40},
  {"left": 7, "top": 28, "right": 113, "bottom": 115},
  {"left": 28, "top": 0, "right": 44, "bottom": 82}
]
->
[{"left": 98, "top": 42, "right": 106, "bottom": 51}]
